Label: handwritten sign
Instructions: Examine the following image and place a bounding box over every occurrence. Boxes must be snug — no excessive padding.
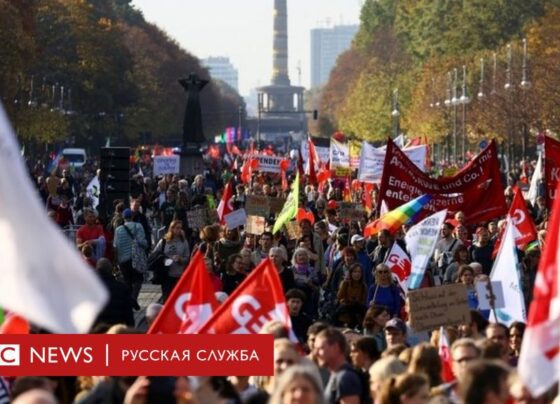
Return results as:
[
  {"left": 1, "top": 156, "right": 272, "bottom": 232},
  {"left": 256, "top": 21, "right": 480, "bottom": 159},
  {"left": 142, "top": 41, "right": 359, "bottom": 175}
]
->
[
  {"left": 284, "top": 221, "right": 302, "bottom": 240},
  {"left": 268, "top": 197, "right": 286, "bottom": 215},
  {"left": 186, "top": 208, "right": 209, "bottom": 230},
  {"left": 476, "top": 280, "right": 505, "bottom": 310},
  {"left": 224, "top": 209, "right": 247, "bottom": 230},
  {"left": 245, "top": 196, "right": 270, "bottom": 217},
  {"left": 245, "top": 215, "right": 266, "bottom": 235},
  {"left": 153, "top": 155, "right": 180, "bottom": 176},
  {"left": 407, "top": 284, "right": 470, "bottom": 332},
  {"left": 254, "top": 154, "right": 283, "bottom": 173}
]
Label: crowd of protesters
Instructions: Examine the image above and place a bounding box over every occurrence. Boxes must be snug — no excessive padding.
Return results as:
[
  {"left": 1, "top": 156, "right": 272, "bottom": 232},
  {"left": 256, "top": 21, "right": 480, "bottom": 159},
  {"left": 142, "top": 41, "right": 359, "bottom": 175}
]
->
[{"left": 4, "top": 150, "right": 558, "bottom": 404}]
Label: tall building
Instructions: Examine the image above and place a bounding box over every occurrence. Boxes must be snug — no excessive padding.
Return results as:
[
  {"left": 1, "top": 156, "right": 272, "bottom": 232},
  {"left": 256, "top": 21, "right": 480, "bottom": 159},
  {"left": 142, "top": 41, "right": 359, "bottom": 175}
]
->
[
  {"left": 202, "top": 57, "right": 239, "bottom": 92},
  {"left": 310, "top": 25, "right": 359, "bottom": 88}
]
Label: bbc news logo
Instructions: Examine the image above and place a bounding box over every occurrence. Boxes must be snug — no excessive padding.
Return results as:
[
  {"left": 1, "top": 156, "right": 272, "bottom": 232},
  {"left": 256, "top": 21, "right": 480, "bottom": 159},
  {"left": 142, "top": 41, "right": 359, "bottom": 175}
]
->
[{"left": 0, "top": 344, "right": 20, "bottom": 366}]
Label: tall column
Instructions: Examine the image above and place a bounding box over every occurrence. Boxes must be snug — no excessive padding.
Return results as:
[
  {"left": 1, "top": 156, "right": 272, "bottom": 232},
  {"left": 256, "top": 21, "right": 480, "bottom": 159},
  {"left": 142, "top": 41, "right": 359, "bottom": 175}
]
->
[{"left": 272, "top": 0, "right": 290, "bottom": 86}]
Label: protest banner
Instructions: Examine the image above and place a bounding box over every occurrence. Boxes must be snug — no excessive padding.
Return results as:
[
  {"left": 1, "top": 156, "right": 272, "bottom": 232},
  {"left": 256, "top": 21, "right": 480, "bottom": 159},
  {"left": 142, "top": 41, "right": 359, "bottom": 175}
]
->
[
  {"left": 358, "top": 142, "right": 427, "bottom": 183},
  {"left": 224, "top": 209, "right": 247, "bottom": 230},
  {"left": 349, "top": 140, "right": 362, "bottom": 170},
  {"left": 408, "top": 284, "right": 470, "bottom": 332},
  {"left": 153, "top": 155, "right": 180, "bottom": 176},
  {"left": 186, "top": 208, "right": 209, "bottom": 230},
  {"left": 379, "top": 138, "right": 506, "bottom": 224},
  {"left": 245, "top": 215, "right": 266, "bottom": 235},
  {"left": 245, "top": 196, "right": 270, "bottom": 217},
  {"left": 268, "top": 197, "right": 286, "bottom": 215},
  {"left": 254, "top": 154, "right": 283, "bottom": 173},
  {"left": 300, "top": 138, "right": 330, "bottom": 163},
  {"left": 284, "top": 221, "right": 302, "bottom": 240},
  {"left": 544, "top": 135, "right": 560, "bottom": 207}
]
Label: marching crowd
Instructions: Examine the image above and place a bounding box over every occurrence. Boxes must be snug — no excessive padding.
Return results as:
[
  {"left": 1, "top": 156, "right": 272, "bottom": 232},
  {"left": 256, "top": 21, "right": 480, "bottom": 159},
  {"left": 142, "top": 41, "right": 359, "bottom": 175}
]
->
[{"left": 4, "top": 152, "right": 558, "bottom": 404}]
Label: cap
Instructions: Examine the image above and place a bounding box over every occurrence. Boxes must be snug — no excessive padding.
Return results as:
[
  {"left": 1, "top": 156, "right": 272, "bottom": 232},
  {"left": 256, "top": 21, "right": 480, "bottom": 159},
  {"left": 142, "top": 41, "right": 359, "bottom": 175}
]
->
[
  {"left": 123, "top": 208, "right": 133, "bottom": 219},
  {"left": 351, "top": 234, "right": 365, "bottom": 244},
  {"left": 384, "top": 318, "right": 407, "bottom": 335}
]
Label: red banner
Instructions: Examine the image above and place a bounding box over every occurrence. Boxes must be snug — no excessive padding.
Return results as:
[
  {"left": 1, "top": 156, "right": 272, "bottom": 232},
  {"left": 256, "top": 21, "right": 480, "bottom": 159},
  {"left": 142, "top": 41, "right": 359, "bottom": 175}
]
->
[
  {"left": 545, "top": 136, "right": 560, "bottom": 208},
  {"left": 0, "top": 334, "right": 273, "bottom": 376},
  {"left": 379, "top": 139, "right": 506, "bottom": 224}
]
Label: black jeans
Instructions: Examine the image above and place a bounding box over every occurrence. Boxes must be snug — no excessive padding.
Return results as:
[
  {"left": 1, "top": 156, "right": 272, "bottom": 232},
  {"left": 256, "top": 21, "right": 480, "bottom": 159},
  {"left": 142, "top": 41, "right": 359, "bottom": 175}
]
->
[{"left": 119, "top": 260, "right": 143, "bottom": 302}]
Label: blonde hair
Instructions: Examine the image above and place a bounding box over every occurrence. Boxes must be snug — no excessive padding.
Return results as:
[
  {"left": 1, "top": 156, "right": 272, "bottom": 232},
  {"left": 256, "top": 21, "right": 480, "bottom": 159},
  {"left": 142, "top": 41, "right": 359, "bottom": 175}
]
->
[{"left": 165, "top": 219, "right": 185, "bottom": 242}]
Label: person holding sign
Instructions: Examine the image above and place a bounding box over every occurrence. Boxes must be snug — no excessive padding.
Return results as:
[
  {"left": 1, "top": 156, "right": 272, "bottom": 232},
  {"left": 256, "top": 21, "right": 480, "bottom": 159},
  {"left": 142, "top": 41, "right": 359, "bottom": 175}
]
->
[
  {"left": 457, "top": 265, "right": 478, "bottom": 310},
  {"left": 367, "top": 264, "right": 401, "bottom": 318}
]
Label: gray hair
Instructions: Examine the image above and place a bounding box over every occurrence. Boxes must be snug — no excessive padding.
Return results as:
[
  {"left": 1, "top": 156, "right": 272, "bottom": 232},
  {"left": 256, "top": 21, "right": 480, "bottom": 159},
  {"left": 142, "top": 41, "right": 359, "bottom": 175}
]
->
[
  {"left": 291, "top": 247, "right": 310, "bottom": 267},
  {"left": 269, "top": 364, "right": 326, "bottom": 404},
  {"left": 269, "top": 246, "right": 287, "bottom": 263}
]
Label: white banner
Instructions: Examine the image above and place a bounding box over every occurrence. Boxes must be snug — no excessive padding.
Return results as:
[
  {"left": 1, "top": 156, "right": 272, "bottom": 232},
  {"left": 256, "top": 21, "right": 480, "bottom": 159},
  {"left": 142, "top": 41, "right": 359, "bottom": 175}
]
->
[
  {"left": 406, "top": 210, "right": 447, "bottom": 289},
  {"left": 329, "top": 138, "right": 350, "bottom": 168},
  {"left": 300, "top": 142, "right": 330, "bottom": 163},
  {"left": 86, "top": 175, "right": 100, "bottom": 209},
  {"left": 224, "top": 208, "right": 247, "bottom": 230},
  {"left": 153, "top": 155, "right": 180, "bottom": 176},
  {"left": 358, "top": 142, "right": 427, "bottom": 183},
  {"left": 254, "top": 154, "right": 283, "bottom": 173},
  {"left": 489, "top": 218, "right": 527, "bottom": 326}
]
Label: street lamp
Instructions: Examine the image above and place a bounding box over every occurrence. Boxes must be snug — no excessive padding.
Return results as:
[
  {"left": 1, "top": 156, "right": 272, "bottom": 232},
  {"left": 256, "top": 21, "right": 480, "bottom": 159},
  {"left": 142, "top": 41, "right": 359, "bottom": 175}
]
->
[
  {"left": 478, "top": 58, "right": 485, "bottom": 100},
  {"left": 452, "top": 68, "right": 459, "bottom": 163},
  {"left": 520, "top": 38, "right": 531, "bottom": 90},
  {"left": 391, "top": 88, "right": 400, "bottom": 138},
  {"left": 460, "top": 65, "right": 471, "bottom": 161}
]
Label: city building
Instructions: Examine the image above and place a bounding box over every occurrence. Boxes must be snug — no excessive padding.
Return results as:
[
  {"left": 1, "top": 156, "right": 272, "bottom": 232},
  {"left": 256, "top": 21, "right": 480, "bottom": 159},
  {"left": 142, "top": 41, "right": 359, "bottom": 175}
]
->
[
  {"left": 310, "top": 24, "right": 359, "bottom": 88},
  {"left": 202, "top": 56, "right": 239, "bottom": 92}
]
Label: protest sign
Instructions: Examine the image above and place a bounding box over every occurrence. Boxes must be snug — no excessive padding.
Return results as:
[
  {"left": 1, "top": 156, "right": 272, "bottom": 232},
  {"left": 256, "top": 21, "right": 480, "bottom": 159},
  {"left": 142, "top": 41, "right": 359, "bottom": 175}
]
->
[
  {"left": 358, "top": 142, "right": 427, "bottom": 183},
  {"left": 476, "top": 280, "right": 505, "bottom": 310},
  {"left": 245, "top": 196, "right": 270, "bottom": 217},
  {"left": 284, "top": 221, "right": 302, "bottom": 240},
  {"left": 153, "top": 155, "right": 180, "bottom": 176},
  {"left": 224, "top": 209, "right": 247, "bottom": 230},
  {"left": 329, "top": 138, "right": 350, "bottom": 169},
  {"left": 245, "top": 215, "right": 266, "bottom": 235},
  {"left": 300, "top": 138, "right": 330, "bottom": 163},
  {"left": 268, "top": 197, "right": 286, "bottom": 215},
  {"left": 408, "top": 284, "right": 471, "bottom": 332},
  {"left": 186, "top": 208, "right": 209, "bottom": 230},
  {"left": 338, "top": 202, "right": 365, "bottom": 221}
]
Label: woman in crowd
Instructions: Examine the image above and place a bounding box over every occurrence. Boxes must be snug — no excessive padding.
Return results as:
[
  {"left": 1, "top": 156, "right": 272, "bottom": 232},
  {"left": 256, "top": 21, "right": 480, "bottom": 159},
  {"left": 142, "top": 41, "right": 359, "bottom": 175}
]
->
[
  {"left": 363, "top": 305, "right": 391, "bottom": 352},
  {"left": 444, "top": 245, "right": 471, "bottom": 284},
  {"left": 367, "top": 264, "right": 402, "bottom": 317},
  {"left": 221, "top": 253, "right": 246, "bottom": 295},
  {"left": 457, "top": 265, "right": 478, "bottom": 310},
  {"left": 158, "top": 219, "right": 190, "bottom": 302},
  {"left": 378, "top": 373, "right": 430, "bottom": 404},
  {"left": 335, "top": 263, "right": 368, "bottom": 328},
  {"left": 268, "top": 365, "right": 325, "bottom": 404},
  {"left": 509, "top": 321, "right": 526, "bottom": 366}
]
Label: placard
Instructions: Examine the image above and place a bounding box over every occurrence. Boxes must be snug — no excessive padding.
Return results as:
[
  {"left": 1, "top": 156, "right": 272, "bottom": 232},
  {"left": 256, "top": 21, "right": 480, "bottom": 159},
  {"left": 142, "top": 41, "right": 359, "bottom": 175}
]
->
[
  {"left": 245, "top": 215, "right": 266, "bottom": 235},
  {"left": 284, "top": 221, "right": 302, "bottom": 240},
  {"left": 407, "top": 284, "right": 470, "bottom": 332},
  {"left": 153, "top": 155, "right": 180, "bottom": 176},
  {"left": 268, "top": 197, "right": 286, "bottom": 215},
  {"left": 186, "top": 208, "right": 209, "bottom": 230},
  {"left": 224, "top": 209, "right": 247, "bottom": 230},
  {"left": 254, "top": 154, "right": 283, "bottom": 173},
  {"left": 338, "top": 202, "right": 364, "bottom": 221},
  {"left": 246, "top": 196, "right": 270, "bottom": 217}
]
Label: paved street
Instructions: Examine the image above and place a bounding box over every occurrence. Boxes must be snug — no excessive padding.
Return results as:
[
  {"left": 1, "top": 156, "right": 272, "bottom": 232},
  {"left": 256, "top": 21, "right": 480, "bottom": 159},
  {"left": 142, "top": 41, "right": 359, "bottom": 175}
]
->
[{"left": 134, "top": 283, "right": 161, "bottom": 331}]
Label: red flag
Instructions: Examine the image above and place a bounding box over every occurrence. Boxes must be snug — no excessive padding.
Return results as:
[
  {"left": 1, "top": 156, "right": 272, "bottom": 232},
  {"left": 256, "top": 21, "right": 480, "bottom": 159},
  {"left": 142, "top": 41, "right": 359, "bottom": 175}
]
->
[
  {"left": 197, "top": 258, "right": 293, "bottom": 335},
  {"left": 363, "top": 183, "right": 373, "bottom": 212},
  {"left": 544, "top": 135, "right": 560, "bottom": 208},
  {"left": 148, "top": 251, "right": 218, "bottom": 334},
  {"left": 493, "top": 186, "right": 538, "bottom": 258},
  {"left": 343, "top": 176, "right": 351, "bottom": 202},
  {"left": 438, "top": 327, "right": 455, "bottom": 383},
  {"left": 0, "top": 312, "right": 30, "bottom": 334},
  {"left": 518, "top": 181, "right": 560, "bottom": 396},
  {"left": 306, "top": 138, "right": 318, "bottom": 185},
  {"left": 217, "top": 181, "right": 234, "bottom": 224}
]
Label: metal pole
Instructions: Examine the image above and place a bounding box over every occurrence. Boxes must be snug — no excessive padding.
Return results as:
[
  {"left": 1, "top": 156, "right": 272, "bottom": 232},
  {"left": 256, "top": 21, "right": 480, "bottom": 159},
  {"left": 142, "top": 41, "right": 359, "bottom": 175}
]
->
[{"left": 257, "top": 93, "right": 262, "bottom": 148}]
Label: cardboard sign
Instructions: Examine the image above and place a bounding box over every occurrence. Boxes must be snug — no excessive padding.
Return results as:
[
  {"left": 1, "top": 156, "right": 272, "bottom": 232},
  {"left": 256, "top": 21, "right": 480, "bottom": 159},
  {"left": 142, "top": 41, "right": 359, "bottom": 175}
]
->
[
  {"left": 407, "top": 284, "right": 470, "bottom": 332},
  {"left": 224, "top": 209, "right": 247, "bottom": 230},
  {"left": 245, "top": 215, "right": 266, "bottom": 235},
  {"left": 268, "top": 197, "right": 286, "bottom": 215},
  {"left": 245, "top": 196, "right": 270, "bottom": 217},
  {"left": 338, "top": 202, "right": 364, "bottom": 221},
  {"left": 284, "top": 221, "right": 302, "bottom": 240},
  {"left": 153, "top": 155, "right": 180, "bottom": 176},
  {"left": 186, "top": 208, "right": 209, "bottom": 230}
]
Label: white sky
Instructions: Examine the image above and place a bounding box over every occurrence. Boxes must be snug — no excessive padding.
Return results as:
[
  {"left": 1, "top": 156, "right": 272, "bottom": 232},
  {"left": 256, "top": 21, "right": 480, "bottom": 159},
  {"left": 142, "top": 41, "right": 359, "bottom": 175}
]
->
[{"left": 131, "top": 0, "right": 363, "bottom": 96}]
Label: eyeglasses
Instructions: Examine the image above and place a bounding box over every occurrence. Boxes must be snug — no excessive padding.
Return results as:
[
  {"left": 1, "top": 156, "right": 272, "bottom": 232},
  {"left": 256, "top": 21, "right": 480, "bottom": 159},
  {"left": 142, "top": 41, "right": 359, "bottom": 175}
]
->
[{"left": 376, "top": 270, "right": 390, "bottom": 274}]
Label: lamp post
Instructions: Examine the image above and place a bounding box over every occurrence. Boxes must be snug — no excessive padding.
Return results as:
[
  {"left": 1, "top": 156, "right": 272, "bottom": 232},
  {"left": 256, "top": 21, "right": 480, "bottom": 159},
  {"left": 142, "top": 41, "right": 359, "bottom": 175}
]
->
[
  {"left": 520, "top": 38, "right": 532, "bottom": 158},
  {"left": 391, "top": 88, "right": 400, "bottom": 139},
  {"left": 460, "top": 65, "right": 470, "bottom": 162},
  {"left": 504, "top": 43, "right": 514, "bottom": 169},
  {"left": 451, "top": 68, "right": 459, "bottom": 164},
  {"left": 257, "top": 92, "right": 263, "bottom": 148},
  {"left": 444, "top": 71, "right": 453, "bottom": 162}
]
